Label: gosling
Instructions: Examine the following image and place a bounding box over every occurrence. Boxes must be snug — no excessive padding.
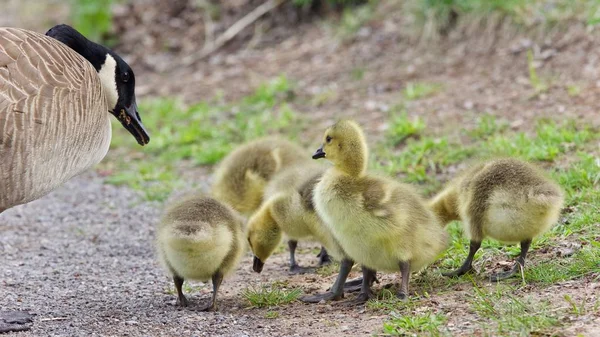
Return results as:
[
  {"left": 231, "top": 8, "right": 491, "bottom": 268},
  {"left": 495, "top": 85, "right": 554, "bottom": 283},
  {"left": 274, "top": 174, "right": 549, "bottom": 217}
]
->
[
  {"left": 156, "top": 194, "right": 245, "bottom": 311},
  {"left": 311, "top": 119, "right": 448, "bottom": 303},
  {"left": 211, "top": 137, "right": 309, "bottom": 216},
  {"left": 247, "top": 163, "right": 344, "bottom": 274},
  {"left": 429, "top": 158, "right": 564, "bottom": 281}
]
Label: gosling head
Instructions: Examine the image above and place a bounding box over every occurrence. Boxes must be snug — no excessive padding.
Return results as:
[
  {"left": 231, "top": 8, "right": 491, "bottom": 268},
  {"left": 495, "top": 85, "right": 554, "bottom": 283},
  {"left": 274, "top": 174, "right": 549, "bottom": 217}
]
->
[
  {"left": 247, "top": 208, "right": 282, "bottom": 273},
  {"left": 313, "top": 119, "right": 368, "bottom": 177},
  {"left": 45, "top": 24, "right": 149, "bottom": 146}
]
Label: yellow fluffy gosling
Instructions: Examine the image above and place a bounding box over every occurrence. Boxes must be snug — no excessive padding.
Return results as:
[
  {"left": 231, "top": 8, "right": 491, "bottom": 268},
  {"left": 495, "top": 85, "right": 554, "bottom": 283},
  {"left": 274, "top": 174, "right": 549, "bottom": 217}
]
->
[
  {"left": 429, "top": 158, "right": 564, "bottom": 281},
  {"left": 211, "top": 137, "right": 309, "bottom": 216},
  {"left": 247, "top": 163, "right": 345, "bottom": 273},
  {"left": 311, "top": 120, "right": 448, "bottom": 303},
  {"left": 156, "top": 194, "right": 245, "bottom": 311}
]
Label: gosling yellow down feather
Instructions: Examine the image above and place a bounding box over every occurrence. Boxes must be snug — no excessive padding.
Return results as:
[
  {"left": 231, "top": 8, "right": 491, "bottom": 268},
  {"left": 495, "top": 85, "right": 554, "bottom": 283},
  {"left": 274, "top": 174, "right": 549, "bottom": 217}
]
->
[
  {"left": 311, "top": 120, "right": 448, "bottom": 303},
  {"left": 211, "top": 137, "right": 309, "bottom": 216},
  {"left": 429, "top": 158, "right": 564, "bottom": 281},
  {"left": 156, "top": 194, "right": 245, "bottom": 311},
  {"left": 247, "top": 163, "right": 346, "bottom": 273}
]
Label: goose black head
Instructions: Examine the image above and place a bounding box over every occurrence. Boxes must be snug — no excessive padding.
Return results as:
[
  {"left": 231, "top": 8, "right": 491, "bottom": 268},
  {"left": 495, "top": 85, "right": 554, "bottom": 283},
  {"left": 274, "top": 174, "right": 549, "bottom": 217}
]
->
[{"left": 45, "top": 24, "right": 149, "bottom": 146}]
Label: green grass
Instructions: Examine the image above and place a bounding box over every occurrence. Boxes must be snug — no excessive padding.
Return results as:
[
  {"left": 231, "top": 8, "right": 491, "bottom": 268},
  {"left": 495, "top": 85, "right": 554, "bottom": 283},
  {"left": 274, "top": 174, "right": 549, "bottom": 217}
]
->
[
  {"left": 525, "top": 245, "right": 600, "bottom": 284},
  {"left": 103, "top": 75, "right": 302, "bottom": 201},
  {"left": 469, "top": 284, "right": 562, "bottom": 336},
  {"left": 382, "top": 310, "right": 448, "bottom": 336},
  {"left": 402, "top": 82, "right": 443, "bottom": 101},
  {"left": 386, "top": 111, "right": 425, "bottom": 145},
  {"left": 241, "top": 284, "right": 302, "bottom": 308},
  {"left": 408, "top": 0, "right": 600, "bottom": 39},
  {"left": 70, "top": 0, "right": 114, "bottom": 45}
]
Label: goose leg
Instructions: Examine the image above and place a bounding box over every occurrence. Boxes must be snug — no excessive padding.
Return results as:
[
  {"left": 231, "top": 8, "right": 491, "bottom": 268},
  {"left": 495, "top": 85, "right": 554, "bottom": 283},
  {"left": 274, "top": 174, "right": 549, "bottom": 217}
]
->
[
  {"left": 490, "top": 239, "right": 531, "bottom": 282},
  {"left": 397, "top": 260, "right": 411, "bottom": 300},
  {"left": 346, "top": 267, "right": 377, "bottom": 305},
  {"left": 317, "top": 246, "right": 332, "bottom": 266},
  {"left": 288, "top": 240, "right": 313, "bottom": 274},
  {"left": 442, "top": 240, "right": 481, "bottom": 277},
  {"left": 173, "top": 275, "right": 188, "bottom": 307},
  {"left": 299, "top": 258, "right": 354, "bottom": 303},
  {"left": 198, "top": 272, "right": 223, "bottom": 312}
]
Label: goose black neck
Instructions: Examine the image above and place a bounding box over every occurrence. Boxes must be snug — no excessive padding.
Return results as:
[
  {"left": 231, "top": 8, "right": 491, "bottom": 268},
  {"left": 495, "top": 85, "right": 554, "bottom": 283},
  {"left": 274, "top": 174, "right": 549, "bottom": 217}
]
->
[{"left": 45, "top": 24, "right": 108, "bottom": 72}]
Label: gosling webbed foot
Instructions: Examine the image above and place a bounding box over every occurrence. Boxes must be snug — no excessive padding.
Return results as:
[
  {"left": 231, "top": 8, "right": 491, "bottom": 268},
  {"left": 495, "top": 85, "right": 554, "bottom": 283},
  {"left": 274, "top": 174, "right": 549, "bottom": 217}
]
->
[
  {"left": 195, "top": 302, "right": 217, "bottom": 312},
  {"left": 489, "top": 263, "right": 521, "bottom": 282},
  {"left": 396, "top": 291, "right": 408, "bottom": 301},
  {"left": 176, "top": 294, "right": 189, "bottom": 307},
  {"left": 342, "top": 277, "right": 364, "bottom": 293},
  {"left": 342, "top": 290, "right": 374, "bottom": 306},
  {"left": 317, "top": 247, "right": 332, "bottom": 266},
  {"left": 441, "top": 266, "right": 475, "bottom": 278},
  {"left": 299, "top": 291, "right": 343, "bottom": 303},
  {"left": 289, "top": 264, "right": 315, "bottom": 274}
]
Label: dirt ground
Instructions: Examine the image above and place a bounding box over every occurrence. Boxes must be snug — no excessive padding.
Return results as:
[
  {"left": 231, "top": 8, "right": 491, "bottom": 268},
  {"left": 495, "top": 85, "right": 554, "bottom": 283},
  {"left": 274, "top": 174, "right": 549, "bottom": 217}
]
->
[{"left": 1, "top": 1, "right": 600, "bottom": 336}]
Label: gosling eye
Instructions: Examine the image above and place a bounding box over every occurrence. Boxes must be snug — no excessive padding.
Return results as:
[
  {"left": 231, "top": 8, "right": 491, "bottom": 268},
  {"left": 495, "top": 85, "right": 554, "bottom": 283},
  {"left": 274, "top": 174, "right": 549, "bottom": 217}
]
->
[{"left": 326, "top": 135, "right": 332, "bottom": 143}]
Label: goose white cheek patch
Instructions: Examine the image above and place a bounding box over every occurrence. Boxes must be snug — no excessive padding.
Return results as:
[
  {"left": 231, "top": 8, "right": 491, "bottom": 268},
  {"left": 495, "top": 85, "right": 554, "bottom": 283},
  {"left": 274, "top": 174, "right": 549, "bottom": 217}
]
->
[{"left": 98, "top": 54, "right": 118, "bottom": 110}]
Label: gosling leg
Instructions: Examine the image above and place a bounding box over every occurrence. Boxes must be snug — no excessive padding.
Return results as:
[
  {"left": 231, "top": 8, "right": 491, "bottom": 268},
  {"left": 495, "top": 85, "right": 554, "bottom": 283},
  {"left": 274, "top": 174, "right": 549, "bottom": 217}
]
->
[
  {"left": 299, "top": 258, "right": 354, "bottom": 303},
  {"left": 288, "top": 240, "right": 313, "bottom": 274},
  {"left": 347, "top": 267, "right": 377, "bottom": 305},
  {"left": 397, "top": 260, "right": 411, "bottom": 300},
  {"left": 317, "top": 246, "right": 332, "bottom": 266},
  {"left": 198, "top": 271, "right": 223, "bottom": 312},
  {"left": 442, "top": 240, "right": 481, "bottom": 277},
  {"left": 490, "top": 239, "right": 532, "bottom": 282},
  {"left": 173, "top": 275, "right": 188, "bottom": 307}
]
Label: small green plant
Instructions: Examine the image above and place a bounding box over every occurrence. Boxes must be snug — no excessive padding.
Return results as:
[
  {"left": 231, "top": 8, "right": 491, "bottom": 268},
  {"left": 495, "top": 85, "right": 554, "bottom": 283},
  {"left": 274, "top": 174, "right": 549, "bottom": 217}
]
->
[
  {"left": 70, "top": 0, "right": 114, "bottom": 44},
  {"left": 566, "top": 84, "right": 582, "bottom": 97},
  {"left": 242, "top": 284, "right": 302, "bottom": 308},
  {"left": 402, "top": 82, "right": 442, "bottom": 101},
  {"left": 468, "top": 114, "right": 507, "bottom": 139},
  {"left": 527, "top": 49, "right": 549, "bottom": 94},
  {"left": 469, "top": 284, "right": 561, "bottom": 335},
  {"left": 387, "top": 111, "right": 425, "bottom": 145},
  {"left": 265, "top": 311, "right": 280, "bottom": 319},
  {"left": 382, "top": 311, "right": 448, "bottom": 336},
  {"left": 334, "top": 1, "right": 378, "bottom": 40}
]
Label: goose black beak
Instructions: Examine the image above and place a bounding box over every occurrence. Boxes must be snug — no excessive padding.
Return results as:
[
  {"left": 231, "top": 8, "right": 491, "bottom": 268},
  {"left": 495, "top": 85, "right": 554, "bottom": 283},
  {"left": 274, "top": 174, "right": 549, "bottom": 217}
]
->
[
  {"left": 253, "top": 256, "right": 264, "bottom": 273},
  {"left": 312, "top": 145, "right": 326, "bottom": 159},
  {"left": 114, "top": 100, "right": 150, "bottom": 146}
]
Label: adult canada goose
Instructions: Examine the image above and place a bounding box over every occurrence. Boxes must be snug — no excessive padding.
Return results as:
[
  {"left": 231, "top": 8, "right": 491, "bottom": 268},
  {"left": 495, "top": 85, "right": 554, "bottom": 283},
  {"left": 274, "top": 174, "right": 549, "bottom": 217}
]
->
[
  {"left": 0, "top": 24, "right": 149, "bottom": 214},
  {"left": 211, "top": 137, "right": 331, "bottom": 271},
  {"left": 310, "top": 120, "right": 448, "bottom": 304},
  {"left": 156, "top": 194, "right": 246, "bottom": 311},
  {"left": 429, "top": 158, "right": 564, "bottom": 281}
]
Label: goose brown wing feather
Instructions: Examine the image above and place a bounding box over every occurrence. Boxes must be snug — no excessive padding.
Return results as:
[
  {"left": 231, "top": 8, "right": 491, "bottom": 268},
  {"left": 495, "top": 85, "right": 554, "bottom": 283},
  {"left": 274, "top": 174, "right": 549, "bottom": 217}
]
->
[{"left": 0, "top": 27, "right": 107, "bottom": 210}]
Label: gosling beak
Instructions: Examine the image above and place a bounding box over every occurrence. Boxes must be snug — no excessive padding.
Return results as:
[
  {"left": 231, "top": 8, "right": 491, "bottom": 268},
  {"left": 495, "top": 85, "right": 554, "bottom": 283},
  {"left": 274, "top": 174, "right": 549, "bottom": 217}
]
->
[
  {"left": 114, "top": 100, "right": 150, "bottom": 146},
  {"left": 253, "top": 256, "right": 264, "bottom": 273},
  {"left": 312, "top": 145, "right": 326, "bottom": 159}
]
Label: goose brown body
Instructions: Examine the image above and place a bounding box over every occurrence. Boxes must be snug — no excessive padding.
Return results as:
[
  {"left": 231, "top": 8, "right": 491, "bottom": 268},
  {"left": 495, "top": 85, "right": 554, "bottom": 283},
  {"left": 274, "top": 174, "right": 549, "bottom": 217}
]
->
[{"left": 0, "top": 27, "right": 110, "bottom": 212}]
